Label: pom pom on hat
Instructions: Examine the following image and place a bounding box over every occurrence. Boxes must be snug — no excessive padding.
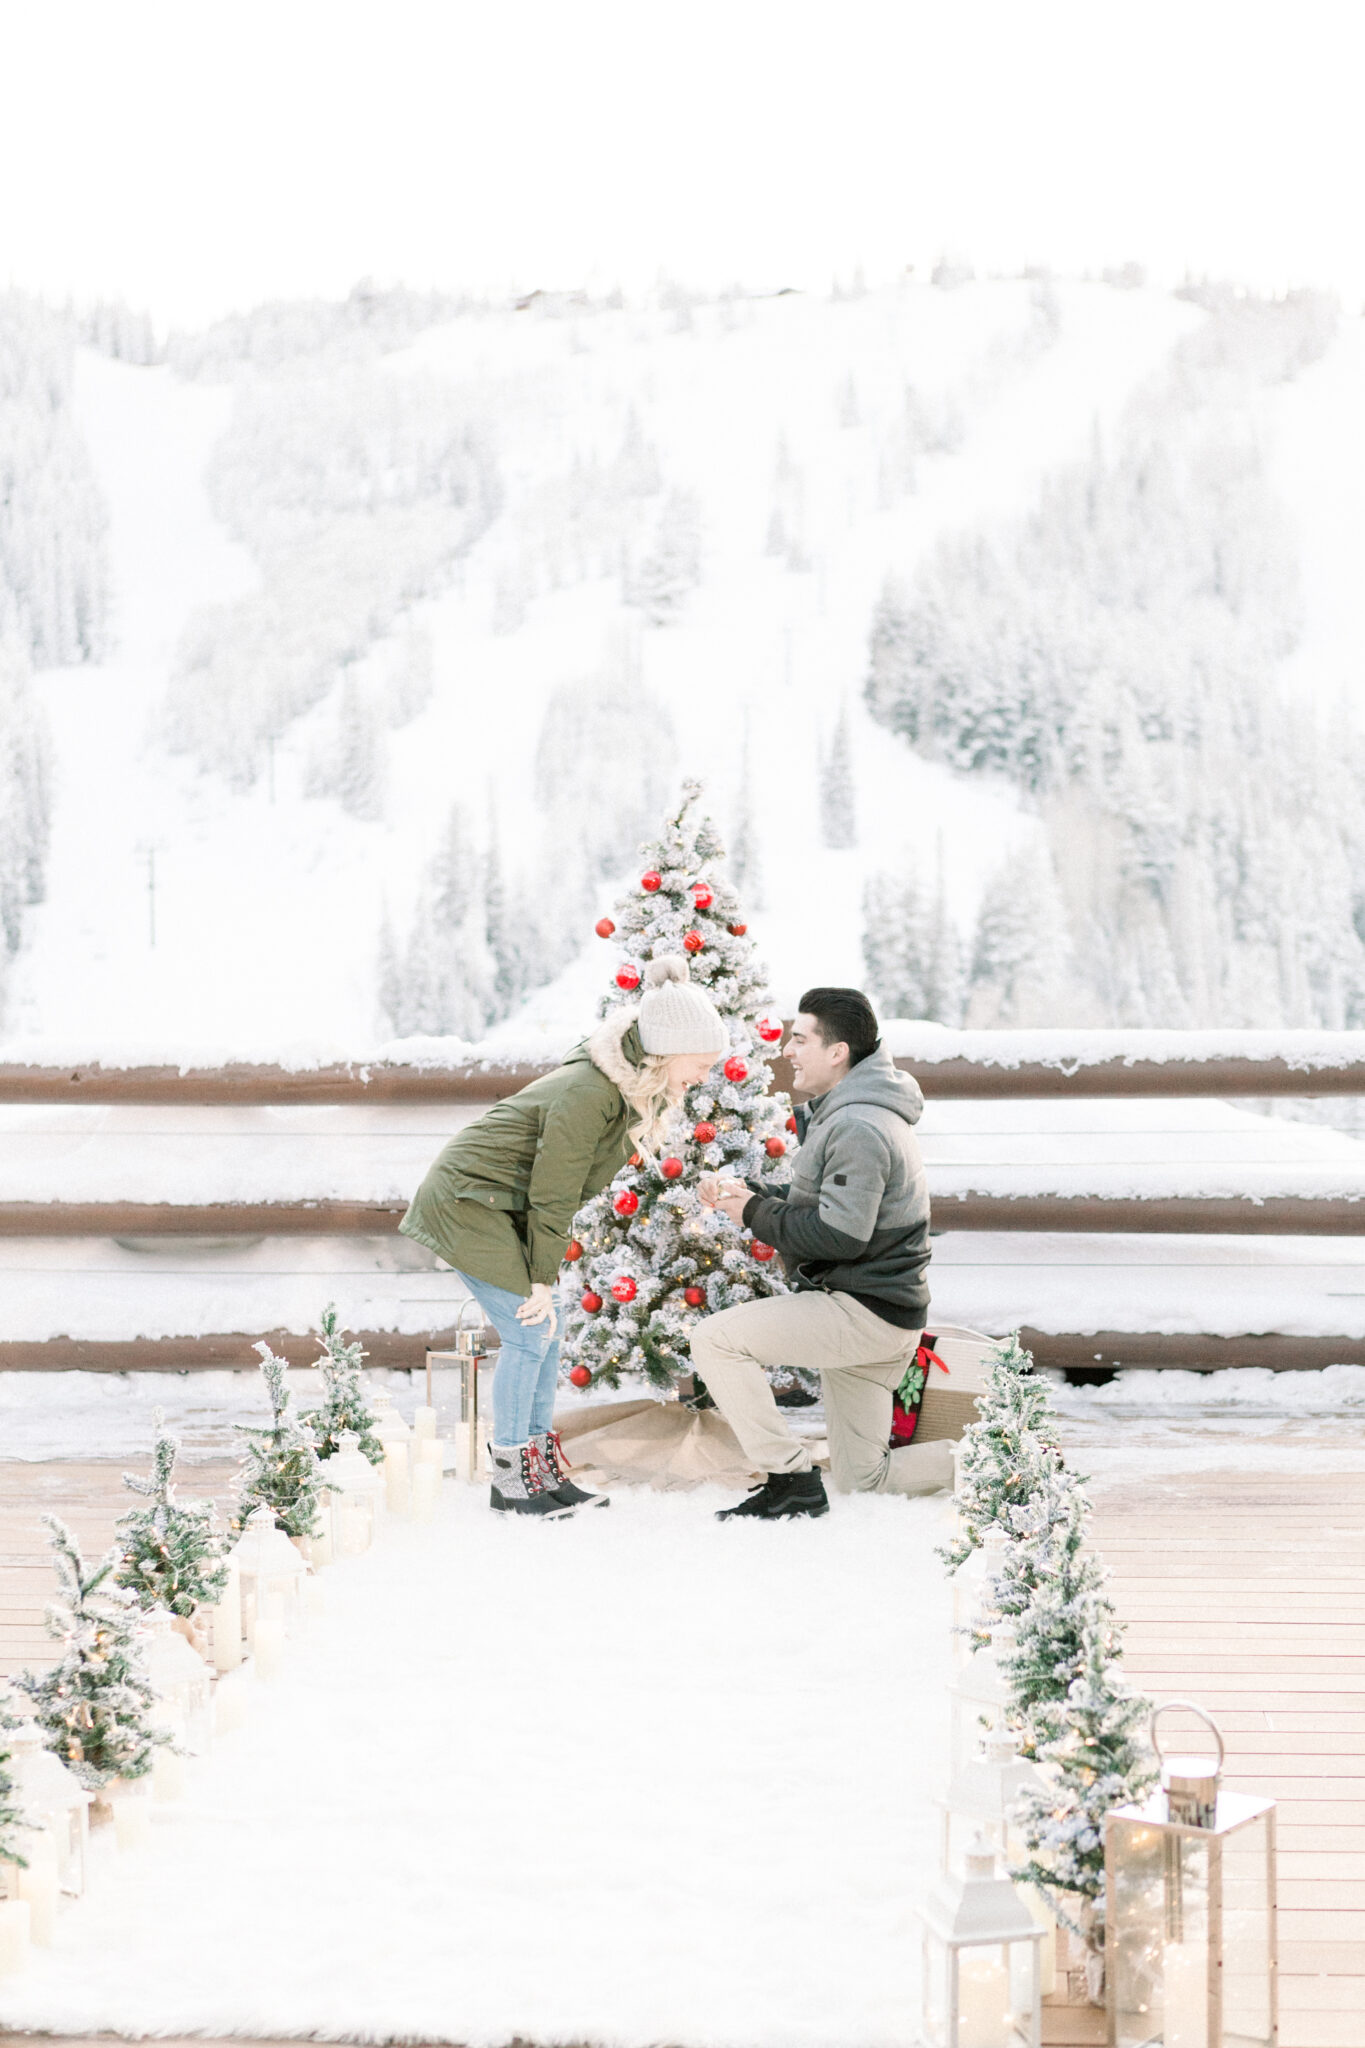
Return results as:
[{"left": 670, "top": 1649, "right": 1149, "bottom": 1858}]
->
[{"left": 637, "top": 954, "right": 728, "bottom": 1056}]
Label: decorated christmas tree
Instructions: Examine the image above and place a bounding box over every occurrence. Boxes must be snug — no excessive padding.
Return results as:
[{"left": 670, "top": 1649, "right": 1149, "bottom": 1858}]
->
[
  {"left": 939, "top": 1332, "right": 1063, "bottom": 1570},
  {"left": 1011, "top": 1619, "right": 1155, "bottom": 1948},
  {"left": 115, "top": 1409, "right": 230, "bottom": 1618},
  {"left": 304, "top": 1304, "right": 385, "bottom": 1465},
  {"left": 559, "top": 779, "right": 796, "bottom": 1389},
  {"left": 235, "top": 1344, "right": 328, "bottom": 1538},
  {"left": 14, "top": 1517, "right": 168, "bottom": 1791}
]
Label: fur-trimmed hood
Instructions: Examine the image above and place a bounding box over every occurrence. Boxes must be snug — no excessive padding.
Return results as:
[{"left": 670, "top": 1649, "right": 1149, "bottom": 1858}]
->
[{"left": 580, "top": 1006, "right": 646, "bottom": 1092}]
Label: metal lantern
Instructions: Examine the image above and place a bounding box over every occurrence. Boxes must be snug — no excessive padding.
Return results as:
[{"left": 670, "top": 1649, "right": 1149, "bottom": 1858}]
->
[
  {"left": 225, "top": 1505, "right": 309, "bottom": 1642},
  {"left": 1, "top": 1720, "right": 92, "bottom": 1896},
  {"left": 1106, "top": 1702, "right": 1277, "bottom": 2048},
  {"left": 918, "top": 1833, "right": 1045, "bottom": 2048},
  {"left": 949, "top": 1619, "right": 1016, "bottom": 1778},
  {"left": 143, "top": 1610, "right": 213, "bottom": 1752},
  {"left": 426, "top": 1295, "right": 495, "bottom": 1481},
  {"left": 938, "top": 1730, "right": 1057, "bottom": 1999},
  {"left": 326, "top": 1429, "right": 383, "bottom": 1555}
]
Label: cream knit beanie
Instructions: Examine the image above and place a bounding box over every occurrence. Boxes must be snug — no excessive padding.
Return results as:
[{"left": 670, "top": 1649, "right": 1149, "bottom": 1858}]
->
[{"left": 636, "top": 956, "right": 728, "bottom": 1056}]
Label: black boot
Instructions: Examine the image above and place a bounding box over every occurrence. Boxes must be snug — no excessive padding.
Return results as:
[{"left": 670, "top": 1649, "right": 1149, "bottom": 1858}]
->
[
  {"left": 488, "top": 1440, "right": 578, "bottom": 1518},
  {"left": 715, "top": 1469, "right": 830, "bottom": 1522}
]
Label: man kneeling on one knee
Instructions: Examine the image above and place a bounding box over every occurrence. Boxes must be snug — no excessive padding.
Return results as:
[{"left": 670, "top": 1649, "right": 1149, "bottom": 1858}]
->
[{"left": 695, "top": 986, "right": 953, "bottom": 1521}]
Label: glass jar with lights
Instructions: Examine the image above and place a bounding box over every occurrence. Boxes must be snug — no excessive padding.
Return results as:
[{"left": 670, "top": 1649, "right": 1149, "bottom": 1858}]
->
[
  {"left": 1105, "top": 1701, "right": 1276, "bottom": 2048},
  {"left": 918, "top": 1833, "right": 1045, "bottom": 2048}
]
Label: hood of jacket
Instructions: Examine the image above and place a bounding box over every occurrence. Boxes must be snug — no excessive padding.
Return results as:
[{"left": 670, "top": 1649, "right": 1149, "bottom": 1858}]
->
[
  {"left": 574, "top": 1006, "right": 647, "bottom": 1092},
  {"left": 804, "top": 1042, "right": 924, "bottom": 1128}
]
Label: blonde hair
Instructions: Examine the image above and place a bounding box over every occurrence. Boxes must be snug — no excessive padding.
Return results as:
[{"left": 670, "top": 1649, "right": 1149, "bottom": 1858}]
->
[{"left": 619, "top": 1052, "right": 685, "bottom": 1155}]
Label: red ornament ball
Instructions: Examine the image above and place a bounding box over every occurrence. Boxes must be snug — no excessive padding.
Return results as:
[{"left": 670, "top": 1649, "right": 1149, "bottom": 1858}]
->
[
  {"left": 616, "top": 964, "right": 641, "bottom": 991},
  {"left": 786, "top": 1113, "right": 799, "bottom": 1133},
  {"left": 691, "top": 883, "right": 713, "bottom": 909},
  {"left": 692, "top": 1120, "right": 716, "bottom": 1144},
  {"left": 683, "top": 930, "right": 704, "bottom": 955},
  {"left": 661, "top": 1156, "right": 684, "bottom": 1180},
  {"left": 611, "top": 1275, "right": 638, "bottom": 1303},
  {"left": 580, "top": 1290, "right": 603, "bottom": 1313},
  {"left": 751, "top": 1241, "right": 776, "bottom": 1263},
  {"left": 595, "top": 917, "right": 616, "bottom": 938},
  {"left": 629, "top": 1152, "right": 642, "bottom": 1166},
  {"left": 723, "top": 1056, "right": 748, "bottom": 1084},
  {"left": 728, "top": 922, "right": 747, "bottom": 936},
  {"left": 683, "top": 1285, "right": 706, "bottom": 1307},
  {"left": 756, "top": 1015, "right": 783, "bottom": 1043},
  {"left": 641, "top": 870, "right": 662, "bottom": 893},
  {"left": 568, "top": 1365, "right": 593, "bottom": 1388},
  {"left": 565, "top": 1238, "right": 583, "bottom": 1262},
  {"left": 765, "top": 1136, "right": 786, "bottom": 1159},
  {"left": 614, "top": 1189, "right": 640, "bottom": 1216}
]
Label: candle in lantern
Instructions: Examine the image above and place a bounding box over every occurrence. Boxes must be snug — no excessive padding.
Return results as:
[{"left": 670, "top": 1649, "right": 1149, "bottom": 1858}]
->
[
  {"left": 311, "top": 1508, "right": 333, "bottom": 1568},
  {"left": 210, "top": 1562, "right": 242, "bottom": 1672},
  {"left": 254, "top": 1599, "right": 286, "bottom": 1679},
  {"left": 213, "top": 1674, "right": 248, "bottom": 1736},
  {"left": 112, "top": 1796, "right": 152, "bottom": 1852},
  {"left": 1164, "top": 1942, "right": 1209, "bottom": 2048},
  {"left": 14, "top": 1831, "right": 59, "bottom": 1946},
  {"left": 0, "top": 1898, "right": 31, "bottom": 1977},
  {"left": 384, "top": 1439, "right": 410, "bottom": 1515},
  {"left": 152, "top": 1743, "right": 187, "bottom": 1803},
  {"left": 957, "top": 1951, "right": 1011, "bottom": 2048},
  {"left": 411, "top": 1462, "right": 437, "bottom": 1521}
]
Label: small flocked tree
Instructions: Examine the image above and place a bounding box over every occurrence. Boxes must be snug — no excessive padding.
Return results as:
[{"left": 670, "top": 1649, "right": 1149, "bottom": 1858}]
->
[
  {"left": 14, "top": 1517, "right": 168, "bottom": 1791},
  {"left": 991, "top": 1470, "right": 1118, "bottom": 1760},
  {"left": 940, "top": 1332, "right": 1063, "bottom": 1570},
  {"left": 1, "top": 1693, "right": 25, "bottom": 1871},
  {"left": 115, "top": 1409, "right": 230, "bottom": 1618},
  {"left": 559, "top": 780, "right": 796, "bottom": 1389},
  {"left": 1011, "top": 1621, "right": 1155, "bottom": 1948},
  {"left": 305, "top": 1304, "right": 385, "bottom": 1465},
  {"left": 235, "top": 1344, "right": 328, "bottom": 1537}
]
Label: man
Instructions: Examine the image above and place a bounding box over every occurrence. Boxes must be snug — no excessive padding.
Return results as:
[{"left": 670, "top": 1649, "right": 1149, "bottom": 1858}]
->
[{"left": 694, "top": 986, "right": 953, "bottom": 1520}]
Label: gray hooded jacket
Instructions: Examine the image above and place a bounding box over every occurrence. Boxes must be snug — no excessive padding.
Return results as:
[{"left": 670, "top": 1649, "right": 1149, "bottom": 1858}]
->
[{"left": 742, "top": 1044, "right": 931, "bottom": 1326}]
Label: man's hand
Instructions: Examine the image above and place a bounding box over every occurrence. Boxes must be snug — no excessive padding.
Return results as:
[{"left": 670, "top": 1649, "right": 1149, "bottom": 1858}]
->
[
  {"left": 516, "top": 1283, "right": 558, "bottom": 1333},
  {"left": 699, "top": 1175, "right": 750, "bottom": 1226}
]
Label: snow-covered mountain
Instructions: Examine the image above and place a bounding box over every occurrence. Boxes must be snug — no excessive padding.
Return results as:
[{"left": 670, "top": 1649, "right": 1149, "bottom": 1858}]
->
[{"left": 0, "top": 274, "right": 1358, "bottom": 1054}]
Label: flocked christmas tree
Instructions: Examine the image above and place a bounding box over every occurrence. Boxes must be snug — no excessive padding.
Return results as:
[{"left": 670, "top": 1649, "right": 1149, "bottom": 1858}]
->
[
  {"left": 990, "top": 1467, "right": 1118, "bottom": 1759},
  {"left": 0, "top": 1693, "right": 24, "bottom": 1871},
  {"left": 14, "top": 1516, "right": 168, "bottom": 1791},
  {"left": 304, "top": 1304, "right": 385, "bottom": 1466},
  {"left": 559, "top": 780, "right": 796, "bottom": 1389},
  {"left": 939, "top": 1332, "right": 1063, "bottom": 1570},
  {"left": 235, "top": 1344, "right": 328, "bottom": 1538},
  {"left": 115, "top": 1409, "right": 230, "bottom": 1618}
]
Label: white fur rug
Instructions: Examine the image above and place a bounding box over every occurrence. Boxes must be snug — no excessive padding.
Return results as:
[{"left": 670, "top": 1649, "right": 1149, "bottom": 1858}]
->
[{"left": 0, "top": 1481, "right": 953, "bottom": 2047}]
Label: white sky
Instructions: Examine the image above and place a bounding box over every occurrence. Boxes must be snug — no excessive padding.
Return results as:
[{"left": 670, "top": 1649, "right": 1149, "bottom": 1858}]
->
[{"left": 1, "top": 0, "right": 1360, "bottom": 326}]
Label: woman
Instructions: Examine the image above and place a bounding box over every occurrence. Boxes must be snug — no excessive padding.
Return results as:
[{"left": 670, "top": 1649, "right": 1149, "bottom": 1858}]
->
[{"left": 399, "top": 956, "right": 728, "bottom": 1516}]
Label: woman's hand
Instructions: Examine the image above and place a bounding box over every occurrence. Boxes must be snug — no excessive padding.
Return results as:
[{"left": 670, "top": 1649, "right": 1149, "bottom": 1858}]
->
[
  {"left": 699, "top": 1175, "right": 750, "bottom": 1225},
  {"left": 516, "top": 1283, "right": 558, "bottom": 1334}
]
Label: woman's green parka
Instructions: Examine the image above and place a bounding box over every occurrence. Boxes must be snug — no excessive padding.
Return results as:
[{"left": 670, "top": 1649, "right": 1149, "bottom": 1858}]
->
[{"left": 398, "top": 1009, "right": 645, "bottom": 1295}]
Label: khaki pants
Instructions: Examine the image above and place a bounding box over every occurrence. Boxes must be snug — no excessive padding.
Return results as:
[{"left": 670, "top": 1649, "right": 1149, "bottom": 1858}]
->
[{"left": 689, "top": 1290, "right": 956, "bottom": 1496}]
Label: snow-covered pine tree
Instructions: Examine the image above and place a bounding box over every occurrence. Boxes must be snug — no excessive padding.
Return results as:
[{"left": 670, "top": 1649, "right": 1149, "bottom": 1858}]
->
[
  {"left": 1011, "top": 1620, "right": 1155, "bottom": 1947},
  {"left": 940, "top": 1333, "right": 1063, "bottom": 1570},
  {"left": 558, "top": 780, "right": 795, "bottom": 1389},
  {"left": 304, "top": 1304, "right": 385, "bottom": 1465},
  {"left": 990, "top": 1469, "right": 1118, "bottom": 1759},
  {"left": 14, "top": 1516, "right": 168, "bottom": 1791},
  {"left": 234, "top": 1344, "right": 328, "bottom": 1538},
  {"left": 818, "top": 706, "right": 858, "bottom": 848},
  {"left": 0, "top": 1694, "right": 24, "bottom": 1871},
  {"left": 115, "top": 1409, "right": 229, "bottom": 1618},
  {"left": 626, "top": 488, "right": 702, "bottom": 625}
]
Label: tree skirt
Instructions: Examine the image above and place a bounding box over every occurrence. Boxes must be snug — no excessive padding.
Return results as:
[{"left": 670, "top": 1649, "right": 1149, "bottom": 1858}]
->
[
  {"left": 0, "top": 1482, "right": 953, "bottom": 2048},
  {"left": 556, "top": 1395, "right": 788, "bottom": 1488}
]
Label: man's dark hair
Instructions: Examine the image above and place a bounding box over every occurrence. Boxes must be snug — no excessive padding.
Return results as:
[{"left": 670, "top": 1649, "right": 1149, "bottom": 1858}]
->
[{"left": 797, "top": 987, "right": 880, "bottom": 1067}]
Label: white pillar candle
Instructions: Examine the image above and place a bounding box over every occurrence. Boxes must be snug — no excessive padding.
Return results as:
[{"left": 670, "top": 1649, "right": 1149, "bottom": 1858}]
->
[
  {"left": 213, "top": 1674, "right": 248, "bottom": 1736},
  {"left": 1164, "top": 1941, "right": 1209, "bottom": 2048},
  {"left": 413, "top": 1404, "right": 437, "bottom": 1442},
  {"left": 385, "top": 1439, "right": 410, "bottom": 1515},
  {"left": 415, "top": 1437, "right": 444, "bottom": 1487},
  {"left": 241, "top": 1585, "right": 258, "bottom": 1651},
  {"left": 14, "top": 1832, "right": 59, "bottom": 1946},
  {"left": 112, "top": 1797, "right": 152, "bottom": 1852},
  {"left": 411, "top": 1462, "right": 437, "bottom": 1522},
  {"left": 152, "top": 1744, "right": 187, "bottom": 1802},
  {"left": 0, "top": 1898, "right": 31, "bottom": 1977},
  {"left": 211, "top": 1563, "right": 243, "bottom": 1672},
  {"left": 253, "top": 1613, "right": 285, "bottom": 1679},
  {"left": 311, "top": 1508, "right": 334, "bottom": 1567},
  {"left": 304, "top": 1574, "right": 326, "bottom": 1617},
  {"left": 958, "top": 1952, "right": 1011, "bottom": 2048}
]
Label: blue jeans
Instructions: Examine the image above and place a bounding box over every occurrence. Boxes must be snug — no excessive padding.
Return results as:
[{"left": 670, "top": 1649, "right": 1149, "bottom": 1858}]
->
[{"left": 456, "top": 1272, "right": 561, "bottom": 1446}]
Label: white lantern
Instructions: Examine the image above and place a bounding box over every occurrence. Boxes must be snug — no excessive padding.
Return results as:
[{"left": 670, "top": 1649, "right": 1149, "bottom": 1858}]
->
[
  {"left": 225, "top": 1506, "right": 309, "bottom": 1643},
  {"left": 1106, "top": 1703, "right": 1276, "bottom": 2048},
  {"left": 938, "top": 1730, "right": 1057, "bottom": 1999},
  {"left": 1, "top": 1721, "right": 92, "bottom": 1897},
  {"left": 326, "top": 1430, "right": 383, "bottom": 1555},
  {"left": 948, "top": 1619, "right": 1016, "bottom": 1777},
  {"left": 918, "top": 1834, "right": 1045, "bottom": 2048},
  {"left": 143, "top": 1609, "right": 213, "bottom": 1752},
  {"left": 952, "top": 1531, "right": 1009, "bottom": 1668}
]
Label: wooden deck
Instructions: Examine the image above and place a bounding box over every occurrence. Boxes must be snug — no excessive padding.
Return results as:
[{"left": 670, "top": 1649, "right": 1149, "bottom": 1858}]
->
[{"left": 1, "top": 1460, "right": 1361, "bottom": 2048}]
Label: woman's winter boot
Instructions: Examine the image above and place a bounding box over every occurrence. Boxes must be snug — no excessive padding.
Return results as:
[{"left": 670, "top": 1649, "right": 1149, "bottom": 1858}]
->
[
  {"left": 488, "top": 1440, "right": 578, "bottom": 1517},
  {"left": 532, "top": 1429, "right": 610, "bottom": 1510}
]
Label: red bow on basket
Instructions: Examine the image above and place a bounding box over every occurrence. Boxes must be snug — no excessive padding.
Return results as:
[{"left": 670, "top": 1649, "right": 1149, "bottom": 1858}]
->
[{"left": 889, "top": 1334, "right": 949, "bottom": 1446}]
